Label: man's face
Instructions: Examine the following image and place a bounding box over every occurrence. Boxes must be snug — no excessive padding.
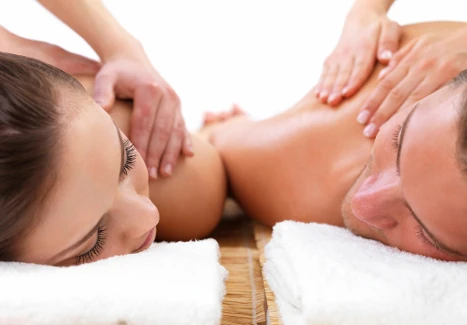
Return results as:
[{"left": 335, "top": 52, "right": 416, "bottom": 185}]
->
[{"left": 342, "top": 84, "right": 467, "bottom": 261}]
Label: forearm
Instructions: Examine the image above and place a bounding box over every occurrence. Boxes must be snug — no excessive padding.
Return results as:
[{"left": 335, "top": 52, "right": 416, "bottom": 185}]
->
[{"left": 38, "top": 0, "right": 139, "bottom": 61}]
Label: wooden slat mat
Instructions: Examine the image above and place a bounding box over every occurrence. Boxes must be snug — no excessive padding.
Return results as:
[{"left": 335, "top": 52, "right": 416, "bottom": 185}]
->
[
  {"left": 212, "top": 217, "right": 267, "bottom": 325},
  {"left": 253, "top": 222, "right": 283, "bottom": 325}
]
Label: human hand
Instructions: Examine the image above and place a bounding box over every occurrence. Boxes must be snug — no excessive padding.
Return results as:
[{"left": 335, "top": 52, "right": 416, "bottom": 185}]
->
[
  {"left": 315, "top": 3, "right": 400, "bottom": 106},
  {"left": 358, "top": 29, "right": 467, "bottom": 137},
  {"left": 0, "top": 27, "right": 100, "bottom": 75},
  {"left": 93, "top": 41, "right": 193, "bottom": 179}
]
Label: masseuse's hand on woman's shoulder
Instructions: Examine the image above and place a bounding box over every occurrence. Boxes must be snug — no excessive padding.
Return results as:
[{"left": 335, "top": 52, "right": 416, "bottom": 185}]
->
[
  {"left": 358, "top": 27, "right": 467, "bottom": 137},
  {"left": 315, "top": 0, "right": 399, "bottom": 106},
  {"left": 93, "top": 41, "right": 194, "bottom": 179},
  {"left": 37, "top": 0, "right": 194, "bottom": 179}
]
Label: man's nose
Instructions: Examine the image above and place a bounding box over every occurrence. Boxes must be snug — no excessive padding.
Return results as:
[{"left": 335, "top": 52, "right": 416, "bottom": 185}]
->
[
  {"left": 350, "top": 173, "right": 402, "bottom": 230},
  {"left": 111, "top": 190, "right": 160, "bottom": 238}
]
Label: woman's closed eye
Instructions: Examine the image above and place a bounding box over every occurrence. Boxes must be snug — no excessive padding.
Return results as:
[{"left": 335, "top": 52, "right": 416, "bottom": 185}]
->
[
  {"left": 74, "top": 137, "right": 136, "bottom": 265},
  {"left": 121, "top": 138, "right": 136, "bottom": 177},
  {"left": 75, "top": 225, "right": 108, "bottom": 264}
]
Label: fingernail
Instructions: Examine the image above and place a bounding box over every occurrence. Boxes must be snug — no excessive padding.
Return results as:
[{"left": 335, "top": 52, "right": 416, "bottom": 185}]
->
[
  {"left": 188, "top": 144, "right": 194, "bottom": 154},
  {"left": 328, "top": 93, "right": 338, "bottom": 103},
  {"left": 378, "top": 68, "right": 388, "bottom": 80},
  {"left": 363, "top": 123, "right": 378, "bottom": 138},
  {"left": 163, "top": 164, "right": 172, "bottom": 176},
  {"left": 342, "top": 86, "right": 349, "bottom": 95},
  {"left": 319, "top": 90, "right": 329, "bottom": 100},
  {"left": 357, "top": 110, "right": 370, "bottom": 124},
  {"left": 380, "top": 50, "right": 392, "bottom": 61},
  {"left": 149, "top": 167, "right": 158, "bottom": 179}
]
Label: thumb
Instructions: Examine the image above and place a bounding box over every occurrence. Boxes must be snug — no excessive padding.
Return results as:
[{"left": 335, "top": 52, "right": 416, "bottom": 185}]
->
[
  {"left": 93, "top": 71, "right": 117, "bottom": 111},
  {"left": 377, "top": 20, "right": 401, "bottom": 64}
]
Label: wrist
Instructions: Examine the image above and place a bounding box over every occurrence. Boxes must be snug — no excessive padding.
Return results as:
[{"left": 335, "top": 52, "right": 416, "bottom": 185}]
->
[{"left": 96, "top": 33, "right": 144, "bottom": 63}]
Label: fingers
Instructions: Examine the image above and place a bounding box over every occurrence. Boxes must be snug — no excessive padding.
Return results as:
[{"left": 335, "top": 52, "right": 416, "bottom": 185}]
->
[
  {"left": 378, "top": 40, "right": 416, "bottom": 80},
  {"left": 158, "top": 113, "right": 186, "bottom": 177},
  {"left": 365, "top": 71, "right": 423, "bottom": 136},
  {"left": 358, "top": 63, "right": 411, "bottom": 137},
  {"left": 356, "top": 41, "right": 419, "bottom": 137},
  {"left": 342, "top": 50, "right": 375, "bottom": 98},
  {"left": 317, "top": 63, "right": 338, "bottom": 103},
  {"left": 181, "top": 127, "right": 194, "bottom": 157},
  {"left": 144, "top": 87, "right": 180, "bottom": 179},
  {"left": 377, "top": 20, "right": 401, "bottom": 64},
  {"left": 131, "top": 83, "right": 161, "bottom": 171},
  {"left": 328, "top": 58, "right": 353, "bottom": 106},
  {"left": 93, "top": 70, "right": 117, "bottom": 111},
  {"left": 317, "top": 53, "right": 376, "bottom": 104},
  {"left": 314, "top": 63, "right": 328, "bottom": 96}
]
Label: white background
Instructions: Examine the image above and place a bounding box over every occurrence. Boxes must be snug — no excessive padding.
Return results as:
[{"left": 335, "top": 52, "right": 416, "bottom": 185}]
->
[{"left": 0, "top": 1, "right": 464, "bottom": 130}]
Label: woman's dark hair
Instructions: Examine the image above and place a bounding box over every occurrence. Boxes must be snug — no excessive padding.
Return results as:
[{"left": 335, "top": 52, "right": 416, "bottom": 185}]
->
[{"left": 0, "top": 52, "right": 84, "bottom": 260}]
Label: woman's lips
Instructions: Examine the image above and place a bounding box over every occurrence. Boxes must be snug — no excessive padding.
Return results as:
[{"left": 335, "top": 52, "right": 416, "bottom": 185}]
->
[{"left": 135, "top": 228, "right": 156, "bottom": 253}]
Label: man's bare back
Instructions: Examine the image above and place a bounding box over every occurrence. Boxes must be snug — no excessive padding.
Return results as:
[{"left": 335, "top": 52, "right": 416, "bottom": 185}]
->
[{"left": 208, "top": 21, "right": 466, "bottom": 228}]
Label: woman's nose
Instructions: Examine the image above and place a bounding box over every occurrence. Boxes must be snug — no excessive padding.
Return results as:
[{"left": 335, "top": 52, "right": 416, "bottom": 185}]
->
[
  {"left": 111, "top": 190, "right": 160, "bottom": 238},
  {"left": 350, "top": 173, "right": 402, "bottom": 230}
]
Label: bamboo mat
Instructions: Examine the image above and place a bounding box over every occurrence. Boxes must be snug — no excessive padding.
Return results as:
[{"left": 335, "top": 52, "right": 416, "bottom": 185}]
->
[
  {"left": 212, "top": 217, "right": 267, "bottom": 325},
  {"left": 253, "top": 222, "right": 283, "bottom": 325}
]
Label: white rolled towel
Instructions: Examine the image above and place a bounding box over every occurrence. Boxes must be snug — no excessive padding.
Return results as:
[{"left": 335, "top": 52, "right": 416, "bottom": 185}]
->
[
  {"left": 0, "top": 239, "right": 227, "bottom": 325},
  {"left": 264, "top": 221, "right": 467, "bottom": 325}
]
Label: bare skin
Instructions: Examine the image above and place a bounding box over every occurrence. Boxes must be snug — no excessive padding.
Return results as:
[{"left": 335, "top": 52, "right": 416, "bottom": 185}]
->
[
  {"left": 208, "top": 23, "right": 464, "bottom": 227},
  {"left": 203, "top": 22, "right": 467, "bottom": 262},
  {"left": 77, "top": 22, "right": 467, "bottom": 260},
  {"left": 23, "top": 21, "right": 466, "bottom": 265},
  {"left": 74, "top": 78, "right": 226, "bottom": 241}
]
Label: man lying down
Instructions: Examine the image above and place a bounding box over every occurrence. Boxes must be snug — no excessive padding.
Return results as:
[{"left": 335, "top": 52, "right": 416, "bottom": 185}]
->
[{"left": 0, "top": 21, "right": 466, "bottom": 266}]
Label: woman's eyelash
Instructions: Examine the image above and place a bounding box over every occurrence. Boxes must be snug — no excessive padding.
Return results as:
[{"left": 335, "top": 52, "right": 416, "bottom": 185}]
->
[
  {"left": 391, "top": 124, "right": 402, "bottom": 150},
  {"left": 415, "top": 224, "right": 439, "bottom": 251},
  {"left": 122, "top": 139, "right": 137, "bottom": 176},
  {"left": 75, "top": 226, "right": 108, "bottom": 265}
]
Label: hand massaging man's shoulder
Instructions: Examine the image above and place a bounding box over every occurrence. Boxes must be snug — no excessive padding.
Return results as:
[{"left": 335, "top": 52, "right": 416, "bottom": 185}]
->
[
  {"left": 75, "top": 76, "right": 227, "bottom": 241},
  {"left": 208, "top": 21, "right": 467, "bottom": 228}
]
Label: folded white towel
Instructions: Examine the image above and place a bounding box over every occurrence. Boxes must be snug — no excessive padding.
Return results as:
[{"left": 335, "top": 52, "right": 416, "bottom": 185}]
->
[
  {"left": 0, "top": 239, "right": 227, "bottom": 325},
  {"left": 264, "top": 221, "right": 467, "bottom": 325}
]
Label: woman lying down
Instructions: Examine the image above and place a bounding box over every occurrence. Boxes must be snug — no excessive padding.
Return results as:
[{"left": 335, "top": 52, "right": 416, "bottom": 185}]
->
[{"left": 2, "top": 21, "right": 467, "bottom": 266}]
